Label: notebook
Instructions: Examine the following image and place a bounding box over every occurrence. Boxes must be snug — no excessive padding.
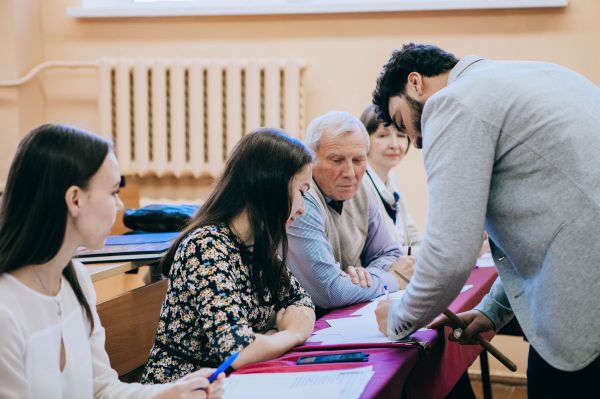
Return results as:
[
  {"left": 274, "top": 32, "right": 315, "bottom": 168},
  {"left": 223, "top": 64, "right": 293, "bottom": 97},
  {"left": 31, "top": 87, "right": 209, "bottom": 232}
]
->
[{"left": 74, "top": 232, "right": 178, "bottom": 263}]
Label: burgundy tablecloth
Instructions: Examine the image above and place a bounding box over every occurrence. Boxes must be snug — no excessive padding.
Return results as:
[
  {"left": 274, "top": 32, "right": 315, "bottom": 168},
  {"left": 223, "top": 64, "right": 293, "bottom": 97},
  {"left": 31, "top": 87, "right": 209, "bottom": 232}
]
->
[
  {"left": 232, "top": 266, "right": 498, "bottom": 399},
  {"left": 404, "top": 266, "right": 497, "bottom": 399}
]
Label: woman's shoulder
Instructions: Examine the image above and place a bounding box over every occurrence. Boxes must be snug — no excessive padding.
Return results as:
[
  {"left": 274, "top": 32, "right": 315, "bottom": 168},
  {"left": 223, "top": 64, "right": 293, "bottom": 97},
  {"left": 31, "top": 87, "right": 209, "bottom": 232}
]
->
[
  {"left": 71, "top": 260, "right": 92, "bottom": 281},
  {"left": 70, "top": 260, "right": 96, "bottom": 302},
  {"left": 175, "top": 224, "right": 240, "bottom": 262},
  {"left": 0, "top": 273, "right": 22, "bottom": 310},
  {"left": 181, "top": 224, "right": 237, "bottom": 247}
]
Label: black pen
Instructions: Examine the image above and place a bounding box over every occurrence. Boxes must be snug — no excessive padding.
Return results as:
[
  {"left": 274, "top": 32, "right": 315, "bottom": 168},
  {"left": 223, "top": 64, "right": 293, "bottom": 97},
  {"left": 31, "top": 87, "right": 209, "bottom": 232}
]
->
[{"left": 407, "top": 246, "right": 412, "bottom": 256}]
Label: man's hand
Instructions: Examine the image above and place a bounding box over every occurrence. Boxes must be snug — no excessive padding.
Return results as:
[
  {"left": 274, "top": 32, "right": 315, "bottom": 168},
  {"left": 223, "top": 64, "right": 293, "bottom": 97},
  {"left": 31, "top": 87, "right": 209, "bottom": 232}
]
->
[
  {"left": 388, "top": 256, "right": 415, "bottom": 288},
  {"left": 345, "top": 265, "right": 373, "bottom": 288},
  {"left": 427, "top": 309, "right": 495, "bottom": 345},
  {"left": 375, "top": 300, "right": 393, "bottom": 336}
]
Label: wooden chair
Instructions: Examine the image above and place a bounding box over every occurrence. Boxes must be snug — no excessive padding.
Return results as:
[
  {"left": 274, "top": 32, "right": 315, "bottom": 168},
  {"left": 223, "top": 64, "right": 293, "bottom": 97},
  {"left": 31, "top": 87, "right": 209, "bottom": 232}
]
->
[
  {"left": 97, "top": 273, "right": 167, "bottom": 379},
  {"left": 96, "top": 177, "right": 167, "bottom": 380}
]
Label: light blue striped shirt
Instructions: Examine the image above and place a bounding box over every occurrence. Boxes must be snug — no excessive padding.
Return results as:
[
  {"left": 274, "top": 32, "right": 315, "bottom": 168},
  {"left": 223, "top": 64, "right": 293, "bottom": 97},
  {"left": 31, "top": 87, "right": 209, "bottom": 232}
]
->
[{"left": 286, "top": 192, "right": 401, "bottom": 309}]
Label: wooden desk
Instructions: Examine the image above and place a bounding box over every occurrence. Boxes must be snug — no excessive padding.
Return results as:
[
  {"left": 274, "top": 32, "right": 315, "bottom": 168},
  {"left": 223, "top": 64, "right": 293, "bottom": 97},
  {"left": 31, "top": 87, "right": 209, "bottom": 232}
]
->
[{"left": 86, "top": 261, "right": 145, "bottom": 282}]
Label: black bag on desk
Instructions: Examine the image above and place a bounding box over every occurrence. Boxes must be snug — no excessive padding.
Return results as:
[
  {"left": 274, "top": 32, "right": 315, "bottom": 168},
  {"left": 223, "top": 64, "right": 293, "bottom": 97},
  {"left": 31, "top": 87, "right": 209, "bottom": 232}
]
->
[{"left": 123, "top": 204, "right": 199, "bottom": 232}]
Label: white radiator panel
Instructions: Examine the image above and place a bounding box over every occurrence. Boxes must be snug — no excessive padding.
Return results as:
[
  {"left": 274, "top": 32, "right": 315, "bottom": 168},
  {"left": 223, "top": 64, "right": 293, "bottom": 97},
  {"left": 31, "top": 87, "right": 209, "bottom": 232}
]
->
[{"left": 99, "top": 57, "right": 306, "bottom": 177}]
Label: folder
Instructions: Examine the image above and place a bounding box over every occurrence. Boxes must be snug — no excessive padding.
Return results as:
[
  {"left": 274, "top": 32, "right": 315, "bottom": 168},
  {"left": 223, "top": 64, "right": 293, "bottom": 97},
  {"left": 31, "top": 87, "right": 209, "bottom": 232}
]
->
[{"left": 74, "top": 233, "right": 178, "bottom": 263}]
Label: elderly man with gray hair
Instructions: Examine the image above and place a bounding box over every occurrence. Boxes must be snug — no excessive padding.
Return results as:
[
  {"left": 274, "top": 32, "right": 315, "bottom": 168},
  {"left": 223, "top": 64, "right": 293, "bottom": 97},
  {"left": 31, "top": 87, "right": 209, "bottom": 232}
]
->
[{"left": 286, "top": 110, "right": 415, "bottom": 311}]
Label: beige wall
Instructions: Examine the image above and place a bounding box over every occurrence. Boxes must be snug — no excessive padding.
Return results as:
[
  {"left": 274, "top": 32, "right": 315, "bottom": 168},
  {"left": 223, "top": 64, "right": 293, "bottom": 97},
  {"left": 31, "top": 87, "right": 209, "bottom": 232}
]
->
[
  {"left": 3, "top": 0, "right": 599, "bottom": 380},
  {"left": 0, "top": 0, "right": 45, "bottom": 180},
  {"left": 2, "top": 0, "right": 600, "bottom": 226}
]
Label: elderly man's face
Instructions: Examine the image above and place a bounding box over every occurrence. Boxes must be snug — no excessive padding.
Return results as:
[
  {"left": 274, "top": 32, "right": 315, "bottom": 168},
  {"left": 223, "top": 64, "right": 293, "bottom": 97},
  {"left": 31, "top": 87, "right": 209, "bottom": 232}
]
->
[{"left": 312, "top": 130, "right": 368, "bottom": 201}]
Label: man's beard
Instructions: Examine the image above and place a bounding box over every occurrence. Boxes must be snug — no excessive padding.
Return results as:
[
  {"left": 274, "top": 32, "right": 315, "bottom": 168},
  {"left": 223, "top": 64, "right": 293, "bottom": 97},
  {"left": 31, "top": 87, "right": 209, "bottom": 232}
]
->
[{"left": 405, "top": 95, "right": 424, "bottom": 149}]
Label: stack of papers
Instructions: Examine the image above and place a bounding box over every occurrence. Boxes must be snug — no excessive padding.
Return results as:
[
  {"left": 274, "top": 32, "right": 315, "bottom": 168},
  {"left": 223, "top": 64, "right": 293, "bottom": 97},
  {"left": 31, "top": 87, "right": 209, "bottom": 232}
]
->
[
  {"left": 74, "top": 232, "right": 178, "bottom": 263},
  {"left": 307, "top": 284, "right": 472, "bottom": 345},
  {"left": 307, "top": 291, "right": 405, "bottom": 345},
  {"left": 223, "top": 366, "right": 373, "bottom": 399}
]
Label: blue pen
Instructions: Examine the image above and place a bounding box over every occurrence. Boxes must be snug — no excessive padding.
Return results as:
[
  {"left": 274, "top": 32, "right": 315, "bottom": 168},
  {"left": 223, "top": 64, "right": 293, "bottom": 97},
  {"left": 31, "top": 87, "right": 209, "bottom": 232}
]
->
[
  {"left": 384, "top": 284, "right": 390, "bottom": 301},
  {"left": 208, "top": 351, "right": 239, "bottom": 383}
]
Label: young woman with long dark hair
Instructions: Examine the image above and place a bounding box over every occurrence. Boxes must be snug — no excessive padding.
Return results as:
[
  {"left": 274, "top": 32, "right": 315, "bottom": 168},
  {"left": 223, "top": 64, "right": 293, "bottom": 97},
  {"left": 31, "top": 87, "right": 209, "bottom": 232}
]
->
[
  {"left": 0, "top": 124, "right": 223, "bottom": 399},
  {"left": 141, "top": 128, "right": 316, "bottom": 384}
]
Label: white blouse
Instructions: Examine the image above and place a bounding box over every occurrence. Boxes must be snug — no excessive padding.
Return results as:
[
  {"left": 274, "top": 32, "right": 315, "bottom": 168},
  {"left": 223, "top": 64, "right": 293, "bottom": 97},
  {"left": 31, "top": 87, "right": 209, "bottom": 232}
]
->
[
  {"left": 363, "top": 165, "right": 423, "bottom": 253},
  {"left": 0, "top": 261, "right": 167, "bottom": 399}
]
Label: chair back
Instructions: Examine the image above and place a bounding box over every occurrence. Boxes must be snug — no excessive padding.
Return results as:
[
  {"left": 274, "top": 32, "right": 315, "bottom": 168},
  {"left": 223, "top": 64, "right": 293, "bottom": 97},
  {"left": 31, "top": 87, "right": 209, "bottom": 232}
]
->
[{"left": 97, "top": 279, "right": 167, "bottom": 376}]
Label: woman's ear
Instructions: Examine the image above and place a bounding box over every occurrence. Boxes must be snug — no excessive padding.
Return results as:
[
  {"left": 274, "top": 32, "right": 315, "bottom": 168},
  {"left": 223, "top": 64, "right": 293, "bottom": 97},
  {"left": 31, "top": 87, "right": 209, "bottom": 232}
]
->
[{"left": 65, "top": 185, "right": 82, "bottom": 217}]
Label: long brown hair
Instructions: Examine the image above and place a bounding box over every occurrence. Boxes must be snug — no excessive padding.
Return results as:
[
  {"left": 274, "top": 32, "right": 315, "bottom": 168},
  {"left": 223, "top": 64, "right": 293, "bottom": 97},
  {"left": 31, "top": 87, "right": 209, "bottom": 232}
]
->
[
  {"left": 162, "top": 128, "right": 313, "bottom": 305},
  {"left": 0, "top": 124, "right": 111, "bottom": 333}
]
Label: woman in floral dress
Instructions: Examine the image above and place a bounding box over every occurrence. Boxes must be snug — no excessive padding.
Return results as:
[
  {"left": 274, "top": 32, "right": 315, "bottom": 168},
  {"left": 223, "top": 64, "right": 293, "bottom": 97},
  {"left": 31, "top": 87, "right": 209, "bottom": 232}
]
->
[{"left": 142, "top": 128, "right": 316, "bottom": 383}]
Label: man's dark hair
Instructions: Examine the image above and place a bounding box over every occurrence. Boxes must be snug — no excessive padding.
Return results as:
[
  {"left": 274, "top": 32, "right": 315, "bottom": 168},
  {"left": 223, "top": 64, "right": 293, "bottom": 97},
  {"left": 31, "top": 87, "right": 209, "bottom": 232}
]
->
[{"left": 372, "top": 43, "right": 459, "bottom": 125}]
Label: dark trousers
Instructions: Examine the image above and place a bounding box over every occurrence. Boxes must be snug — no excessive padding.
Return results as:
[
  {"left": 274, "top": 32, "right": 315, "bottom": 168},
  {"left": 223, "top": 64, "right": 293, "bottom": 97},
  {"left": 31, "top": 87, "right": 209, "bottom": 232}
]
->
[
  {"left": 527, "top": 345, "right": 600, "bottom": 398},
  {"left": 446, "top": 371, "right": 476, "bottom": 399}
]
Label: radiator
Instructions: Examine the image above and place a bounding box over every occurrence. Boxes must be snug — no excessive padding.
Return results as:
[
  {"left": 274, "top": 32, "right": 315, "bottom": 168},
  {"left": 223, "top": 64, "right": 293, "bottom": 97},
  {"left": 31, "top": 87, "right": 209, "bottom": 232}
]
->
[{"left": 98, "top": 58, "right": 306, "bottom": 177}]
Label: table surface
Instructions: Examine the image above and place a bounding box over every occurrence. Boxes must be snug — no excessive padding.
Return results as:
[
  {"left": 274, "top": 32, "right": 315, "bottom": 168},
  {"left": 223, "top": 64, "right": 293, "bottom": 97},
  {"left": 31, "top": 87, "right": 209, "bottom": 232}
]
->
[
  {"left": 233, "top": 266, "right": 498, "bottom": 399},
  {"left": 85, "top": 260, "right": 144, "bottom": 282}
]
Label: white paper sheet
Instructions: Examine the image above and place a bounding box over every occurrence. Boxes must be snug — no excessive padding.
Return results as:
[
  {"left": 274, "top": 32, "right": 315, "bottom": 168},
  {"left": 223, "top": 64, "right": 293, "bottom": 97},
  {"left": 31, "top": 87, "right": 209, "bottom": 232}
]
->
[
  {"left": 306, "top": 284, "right": 484, "bottom": 346},
  {"left": 223, "top": 366, "right": 374, "bottom": 399}
]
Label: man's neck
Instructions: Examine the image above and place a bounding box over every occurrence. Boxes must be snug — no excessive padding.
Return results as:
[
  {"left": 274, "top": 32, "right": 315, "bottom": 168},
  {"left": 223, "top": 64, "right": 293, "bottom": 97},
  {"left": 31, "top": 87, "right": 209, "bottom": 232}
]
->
[{"left": 422, "top": 70, "right": 451, "bottom": 100}]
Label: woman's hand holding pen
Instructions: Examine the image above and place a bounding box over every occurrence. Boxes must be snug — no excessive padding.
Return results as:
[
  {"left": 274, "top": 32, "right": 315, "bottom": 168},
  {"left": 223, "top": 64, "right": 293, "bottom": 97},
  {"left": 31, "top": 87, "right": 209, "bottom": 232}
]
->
[
  {"left": 275, "top": 305, "right": 316, "bottom": 344},
  {"left": 154, "top": 368, "right": 225, "bottom": 399}
]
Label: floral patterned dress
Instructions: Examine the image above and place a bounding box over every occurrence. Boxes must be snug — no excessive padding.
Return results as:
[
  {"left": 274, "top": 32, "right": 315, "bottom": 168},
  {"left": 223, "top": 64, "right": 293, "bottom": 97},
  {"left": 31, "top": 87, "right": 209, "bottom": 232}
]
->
[{"left": 140, "top": 224, "right": 314, "bottom": 384}]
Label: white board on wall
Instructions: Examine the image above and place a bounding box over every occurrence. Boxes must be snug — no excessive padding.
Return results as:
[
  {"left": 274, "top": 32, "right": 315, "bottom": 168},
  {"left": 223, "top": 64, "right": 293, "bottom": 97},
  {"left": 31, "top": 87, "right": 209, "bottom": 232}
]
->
[{"left": 68, "top": 0, "right": 569, "bottom": 18}]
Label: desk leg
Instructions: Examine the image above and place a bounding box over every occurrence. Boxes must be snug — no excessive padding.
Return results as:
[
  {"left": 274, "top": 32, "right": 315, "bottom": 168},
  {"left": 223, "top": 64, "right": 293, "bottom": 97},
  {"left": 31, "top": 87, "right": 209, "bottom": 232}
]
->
[
  {"left": 149, "top": 261, "right": 163, "bottom": 283},
  {"left": 480, "top": 350, "right": 493, "bottom": 399}
]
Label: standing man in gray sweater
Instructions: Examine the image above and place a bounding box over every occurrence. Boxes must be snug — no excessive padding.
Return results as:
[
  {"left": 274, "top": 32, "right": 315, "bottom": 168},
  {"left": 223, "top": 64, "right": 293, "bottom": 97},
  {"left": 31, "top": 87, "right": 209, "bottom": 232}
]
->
[{"left": 372, "top": 43, "right": 599, "bottom": 398}]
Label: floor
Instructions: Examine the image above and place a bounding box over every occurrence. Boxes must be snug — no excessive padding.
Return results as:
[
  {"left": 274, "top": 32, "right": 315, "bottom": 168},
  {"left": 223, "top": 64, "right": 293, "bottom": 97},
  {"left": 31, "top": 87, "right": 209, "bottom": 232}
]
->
[{"left": 471, "top": 380, "right": 528, "bottom": 399}]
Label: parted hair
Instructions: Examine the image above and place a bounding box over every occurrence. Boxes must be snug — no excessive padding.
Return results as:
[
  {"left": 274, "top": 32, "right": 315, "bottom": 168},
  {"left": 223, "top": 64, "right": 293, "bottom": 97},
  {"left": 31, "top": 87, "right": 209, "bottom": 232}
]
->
[
  {"left": 161, "top": 128, "right": 314, "bottom": 306},
  {"left": 0, "top": 124, "right": 111, "bottom": 333},
  {"left": 372, "top": 43, "right": 458, "bottom": 125}
]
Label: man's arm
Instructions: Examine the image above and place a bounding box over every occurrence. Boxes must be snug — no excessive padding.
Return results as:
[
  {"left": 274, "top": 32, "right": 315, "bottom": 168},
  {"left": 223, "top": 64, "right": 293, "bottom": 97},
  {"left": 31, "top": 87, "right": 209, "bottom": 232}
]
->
[
  {"left": 286, "top": 193, "right": 399, "bottom": 309},
  {"left": 474, "top": 277, "right": 514, "bottom": 331},
  {"left": 387, "top": 93, "right": 498, "bottom": 339}
]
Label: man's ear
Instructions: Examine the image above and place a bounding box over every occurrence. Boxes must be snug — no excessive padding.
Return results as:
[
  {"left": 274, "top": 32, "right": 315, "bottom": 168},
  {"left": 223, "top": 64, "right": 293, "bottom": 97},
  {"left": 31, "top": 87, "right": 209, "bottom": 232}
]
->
[
  {"left": 65, "top": 185, "right": 82, "bottom": 217},
  {"left": 407, "top": 72, "right": 424, "bottom": 98}
]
